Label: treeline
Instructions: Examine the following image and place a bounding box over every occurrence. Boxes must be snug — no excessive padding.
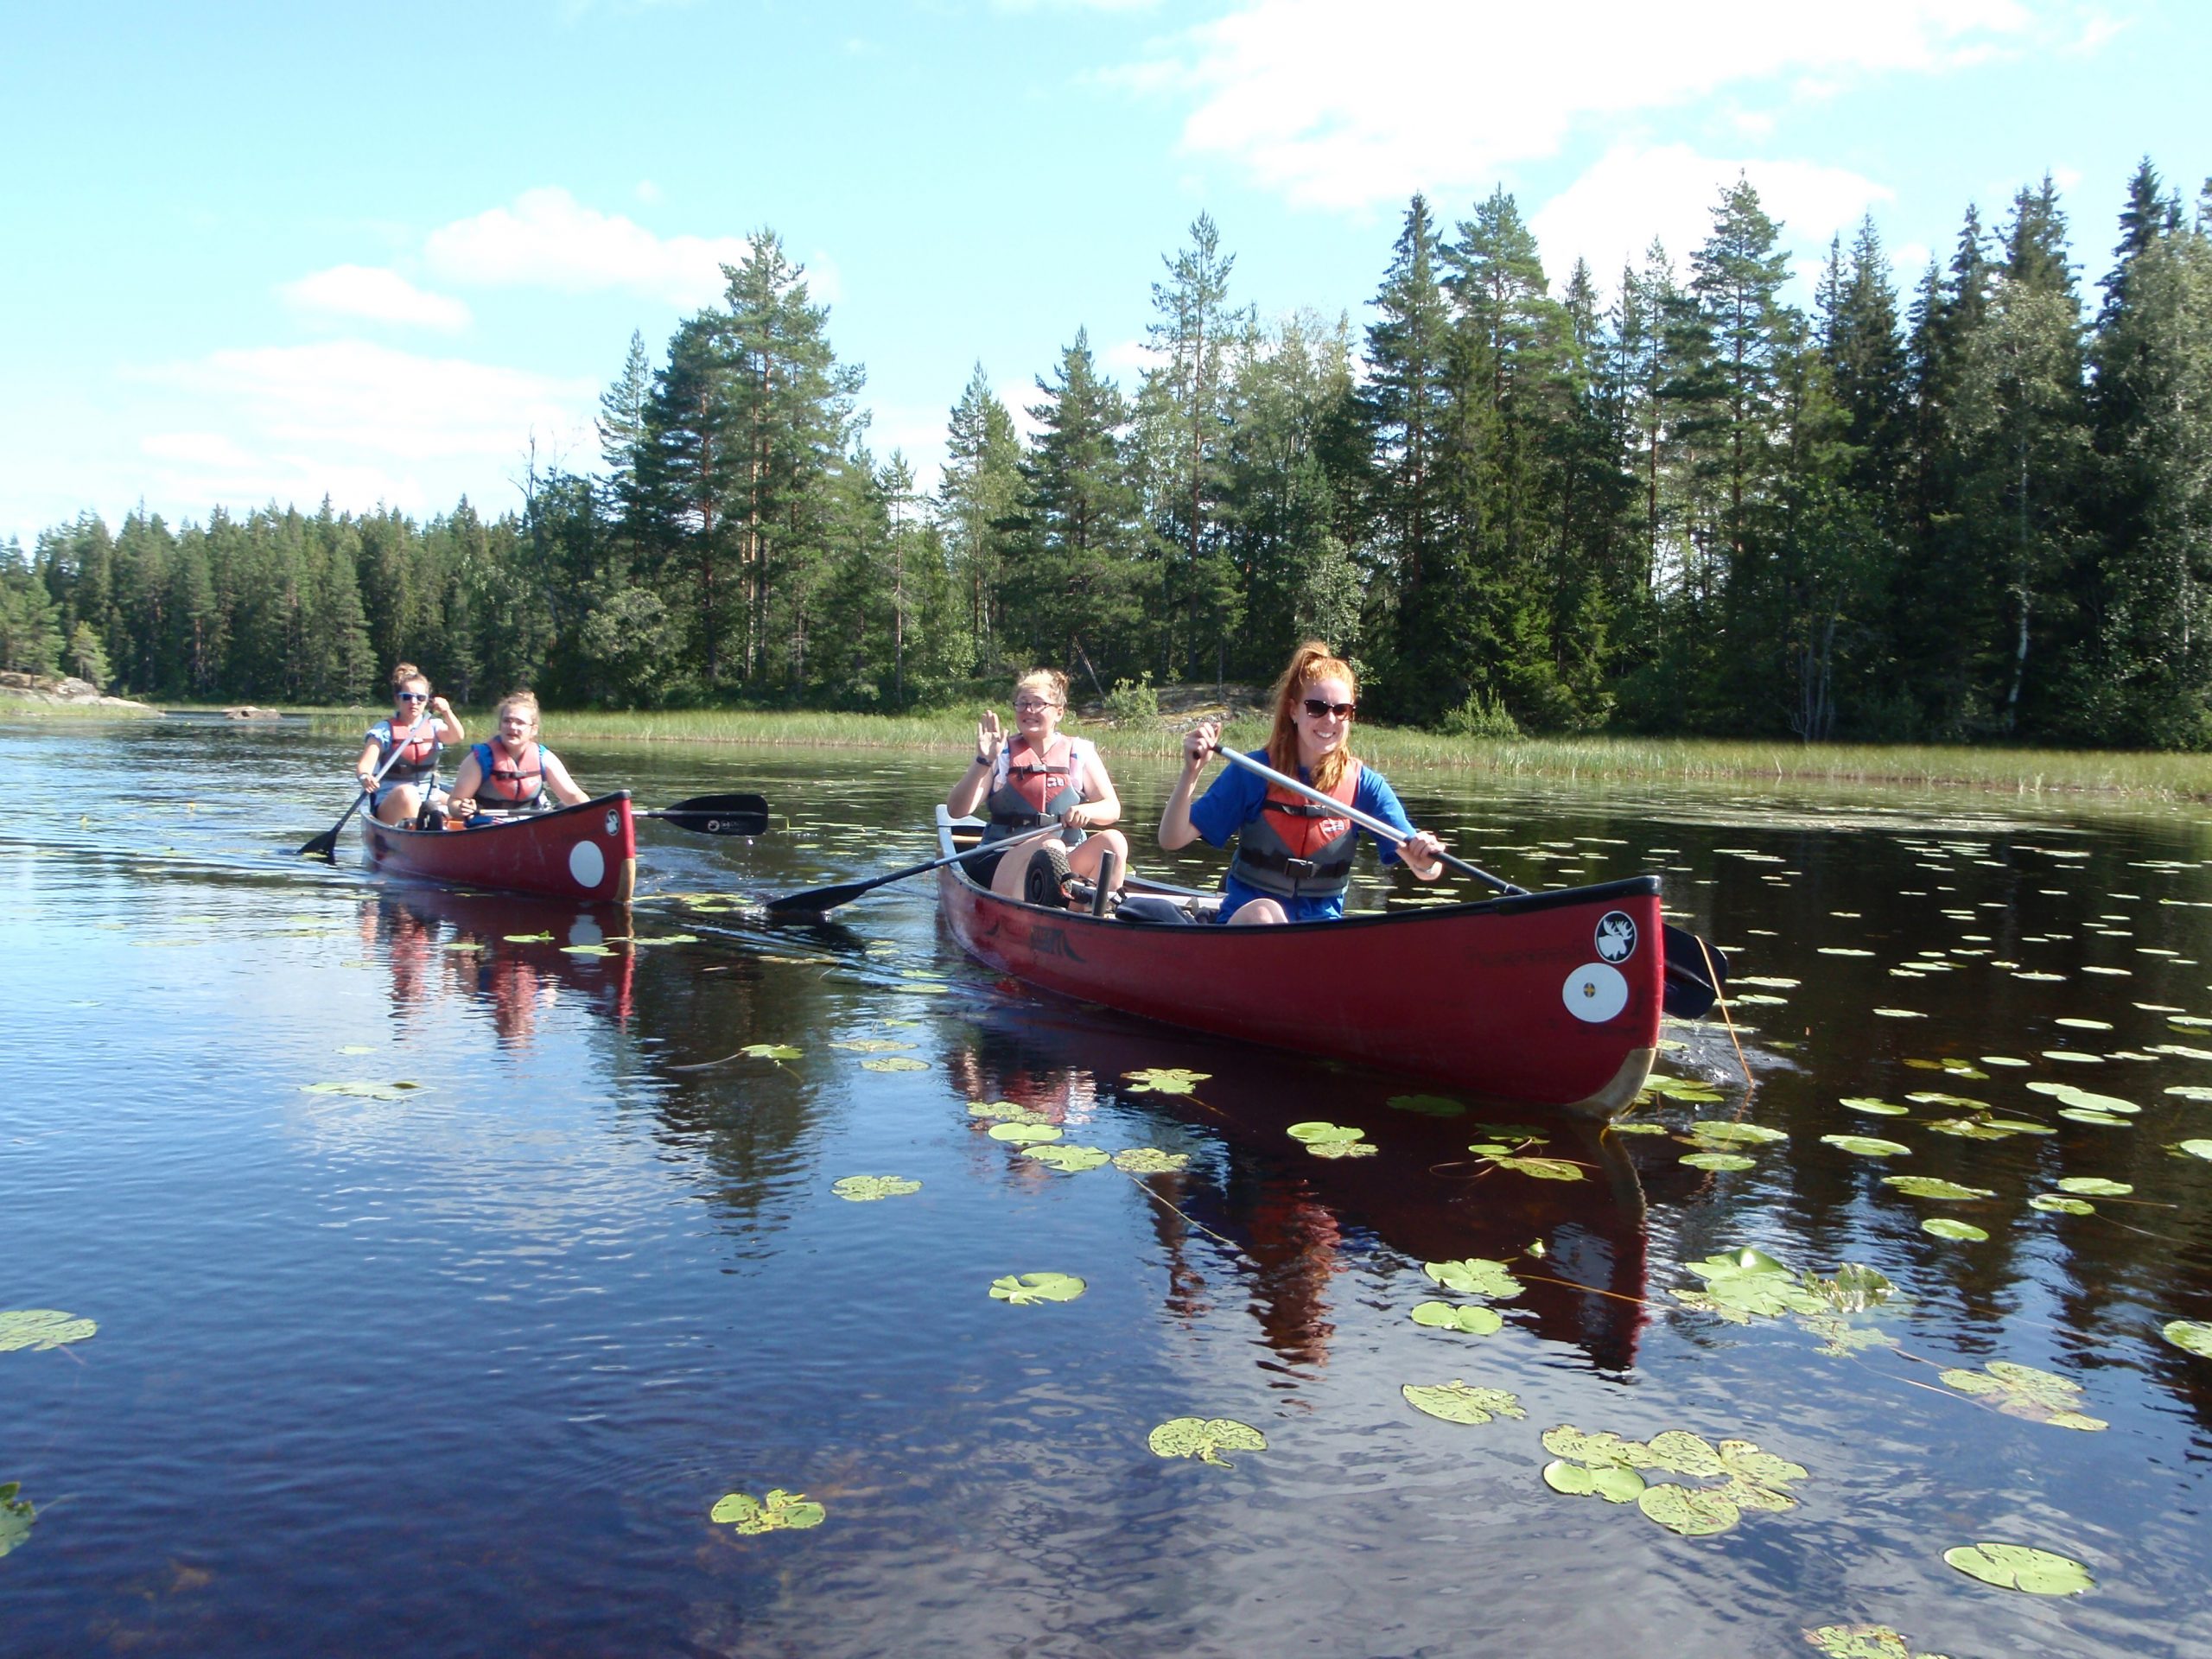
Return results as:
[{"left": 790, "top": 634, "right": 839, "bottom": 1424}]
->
[{"left": 10, "top": 158, "right": 2212, "bottom": 744}]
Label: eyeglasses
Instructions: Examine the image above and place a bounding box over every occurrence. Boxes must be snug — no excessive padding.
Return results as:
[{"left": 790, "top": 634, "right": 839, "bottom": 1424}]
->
[
  {"left": 1302, "top": 698, "right": 1356, "bottom": 719},
  {"left": 396, "top": 692, "right": 428, "bottom": 703},
  {"left": 1014, "top": 699, "right": 1061, "bottom": 713}
]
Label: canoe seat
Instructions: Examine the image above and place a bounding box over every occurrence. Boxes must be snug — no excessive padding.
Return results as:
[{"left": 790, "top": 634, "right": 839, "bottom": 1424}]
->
[{"left": 1114, "top": 893, "right": 1201, "bottom": 925}]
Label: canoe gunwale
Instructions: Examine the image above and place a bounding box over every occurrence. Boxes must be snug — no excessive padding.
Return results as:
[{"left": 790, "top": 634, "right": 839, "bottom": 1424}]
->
[{"left": 363, "top": 791, "right": 638, "bottom": 905}]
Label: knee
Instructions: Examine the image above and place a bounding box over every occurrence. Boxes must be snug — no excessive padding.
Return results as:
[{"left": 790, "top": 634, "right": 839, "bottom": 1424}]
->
[{"left": 1230, "top": 899, "right": 1288, "bottom": 925}]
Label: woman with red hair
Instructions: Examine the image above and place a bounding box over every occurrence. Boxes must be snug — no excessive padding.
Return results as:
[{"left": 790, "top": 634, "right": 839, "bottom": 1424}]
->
[{"left": 1159, "top": 642, "right": 1446, "bottom": 925}]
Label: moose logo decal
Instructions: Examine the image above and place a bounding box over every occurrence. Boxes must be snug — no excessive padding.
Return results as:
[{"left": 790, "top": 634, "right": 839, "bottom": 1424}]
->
[{"left": 1594, "top": 911, "right": 1637, "bottom": 963}]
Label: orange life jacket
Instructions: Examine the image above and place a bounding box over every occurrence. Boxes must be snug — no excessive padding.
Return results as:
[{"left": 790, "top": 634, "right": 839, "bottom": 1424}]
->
[{"left": 1229, "top": 761, "right": 1361, "bottom": 900}]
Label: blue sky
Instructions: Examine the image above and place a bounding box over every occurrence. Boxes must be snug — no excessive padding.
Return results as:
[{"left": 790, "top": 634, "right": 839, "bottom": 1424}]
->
[{"left": 4, "top": 0, "right": 2206, "bottom": 550}]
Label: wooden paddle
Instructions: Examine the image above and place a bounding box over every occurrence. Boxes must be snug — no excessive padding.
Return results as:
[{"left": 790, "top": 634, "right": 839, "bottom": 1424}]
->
[
  {"left": 1209, "top": 742, "right": 1727, "bottom": 1018},
  {"left": 297, "top": 710, "right": 432, "bottom": 859},
  {"left": 762, "top": 822, "right": 1065, "bottom": 918},
  {"left": 639, "top": 793, "right": 771, "bottom": 836}
]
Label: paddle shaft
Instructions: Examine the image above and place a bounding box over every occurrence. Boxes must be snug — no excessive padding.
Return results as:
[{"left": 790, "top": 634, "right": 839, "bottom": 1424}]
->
[
  {"left": 300, "top": 709, "right": 435, "bottom": 855},
  {"left": 1207, "top": 741, "right": 1723, "bottom": 1010},
  {"left": 763, "top": 821, "right": 1065, "bottom": 916}
]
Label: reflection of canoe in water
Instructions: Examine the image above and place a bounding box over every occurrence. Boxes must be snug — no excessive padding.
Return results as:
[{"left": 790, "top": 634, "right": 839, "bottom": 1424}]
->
[
  {"left": 363, "top": 793, "right": 637, "bottom": 904},
  {"left": 934, "top": 809, "right": 1662, "bottom": 1118},
  {"left": 373, "top": 884, "right": 638, "bottom": 1032},
  {"left": 948, "top": 1001, "right": 1650, "bottom": 1373}
]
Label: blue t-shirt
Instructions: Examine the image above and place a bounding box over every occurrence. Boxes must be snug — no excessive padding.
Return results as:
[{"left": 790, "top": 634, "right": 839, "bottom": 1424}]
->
[{"left": 1185, "top": 751, "right": 1419, "bottom": 922}]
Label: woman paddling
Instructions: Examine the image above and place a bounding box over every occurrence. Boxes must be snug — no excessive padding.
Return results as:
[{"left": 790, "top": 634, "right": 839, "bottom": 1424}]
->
[
  {"left": 945, "top": 668, "right": 1129, "bottom": 903},
  {"left": 445, "top": 690, "right": 590, "bottom": 825},
  {"left": 355, "top": 663, "right": 464, "bottom": 827},
  {"left": 1158, "top": 642, "right": 1446, "bottom": 925}
]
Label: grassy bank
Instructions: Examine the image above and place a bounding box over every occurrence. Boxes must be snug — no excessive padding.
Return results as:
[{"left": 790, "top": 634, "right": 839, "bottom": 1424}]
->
[{"left": 258, "top": 703, "right": 2212, "bottom": 802}]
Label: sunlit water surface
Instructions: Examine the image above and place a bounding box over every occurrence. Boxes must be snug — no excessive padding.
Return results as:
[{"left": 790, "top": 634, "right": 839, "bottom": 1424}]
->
[{"left": 5, "top": 717, "right": 2212, "bottom": 1657}]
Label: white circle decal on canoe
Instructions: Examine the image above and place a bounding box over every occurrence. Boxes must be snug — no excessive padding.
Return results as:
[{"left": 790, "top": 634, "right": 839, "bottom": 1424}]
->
[
  {"left": 1563, "top": 962, "right": 1628, "bottom": 1023},
  {"left": 568, "top": 839, "right": 607, "bottom": 891}
]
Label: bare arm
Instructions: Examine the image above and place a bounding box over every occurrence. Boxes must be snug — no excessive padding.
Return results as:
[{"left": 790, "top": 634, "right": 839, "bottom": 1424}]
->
[
  {"left": 944, "top": 709, "right": 1005, "bottom": 817},
  {"left": 540, "top": 750, "right": 590, "bottom": 806},
  {"left": 354, "top": 736, "right": 381, "bottom": 790},
  {"left": 1157, "top": 721, "right": 1217, "bottom": 850},
  {"left": 446, "top": 750, "right": 485, "bottom": 818},
  {"left": 1066, "top": 747, "right": 1121, "bottom": 831},
  {"left": 431, "top": 696, "right": 464, "bottom": 745}
]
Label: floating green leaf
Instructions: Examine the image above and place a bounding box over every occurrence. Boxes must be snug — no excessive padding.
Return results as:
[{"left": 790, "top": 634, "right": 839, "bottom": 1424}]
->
[
  {"left": 2162, "top": 1319, "right": 2212, "bottom": 1357},
  {"left": 988, "top": 1122, "right": 1063, "bottom": 1145},
  {"left": 1023, "top": 1144, "right": 1111, "bottom": 1173},
  {"left": 1840, "top": 1097, "right": 1911, "bottom": 1116},
  {"left": 1542, "top": 1459, "right": 1647, "bottom": 1502},
  {"left": 1402, "top": 1380, "right": 1524, "bottom": 1424},
  {"left": 1942, "top": 1542, "right": 2093, "bottom": 1595},
  {"left": 861, "top": 1056, "right": 928, "bottom": 1072},
  {"left": 1113, "top": 1147, "right": 1190, "bottom": 1174},
  {"left": 1688, "top": 1121, "right": 1788, "bottom": 1145},
  {"left": 1803, "top": 1263, "right": 1897, "bottom": 1313},
  {"left": 830, "top": 1039, "right": 916, "bottom": 1052},
  {"left": 559, "top": 943, "right": 614, "bottom": 957},
  {"left": 830, "top": 1175, "right": 920, "bottom": 1202},
  {"left": 1801, "top": 1624, "right": 1952, "bottom": 1659},
  {"left": 442, "top": 941, "right": 485, "bottom": 952},
  {"left": 300, "top": 1079, "right": 423, "bottom": 1100},
  {"left": 1471, "top": 1151, "right": 1584, "bottom": 1180},
  {"left": 1411, "top": 1301, "right": 1504, "bottom": 1336},
  {"left": 1610, "top": 1122, "right": 1670, "bottom": 1135},
  {"left": 989, "top": 1272, "right": 1086, "bottom": 1306},
  {"left": 1122, "top": 1068, "right": 1209, "bottom": 1096},
  {"left": 2056, "top": 1177, "right": 2132, "bottom": 1196},
  {"left": 1147, "top": 1416, "right": 1267, "bottom": 1467},
  {"left": 1389, "top": 1093, "right": 1466, "bottom": 1117},
  {"left": 738, "top": 1045, "right": 803, "bottom": 1062},
  {"left": 2031, "top": 1194, "right": 2096, "bottom": 1215},
  {"left": 1682, "top": 1152, "right": 1755, "bottom": 1171},
  {"left": 2171, "top": 1140, "right": 2212, "bottom": 1161},
  {"left": 1939, "top": 1361, "right": 2104, "bottom": 1428},
  {"left": 1643, "top": 1075, "right": 1727, "bottom": 1100},
  {"left": 710, "top": 1488, "right": 825, "bottom": 1535},
  {"left": 1423, "top": 1258, "right": 1523, "bottom": 1300},
  {"left": 0, "top": 1483, "right": 32, "bottom": 1560},
  {"left": 1884, "top": 1177, "right": 1995, "bottom": 1201},
  {"left": 967, "top": 1100, "right": 1046, "bottom": 1123},
  {"left": 1288, "top": 1122, "right": 1372, "bottom": 1155},
  {"left": 1921, "top": 1218, "right": 1988, "bottom": 1242},
  {"left": 0, "top": 1310, "right": 97, "bottom": 1352},
  {"left": 2026, "top": 1082, "right": 2139, "bottom": 1114},
  {"left": 2057, "top": 1108, "right": 2130, "bottom": 1127},
  {"left": 1822, "top": 1135, "right": 1910, "bottom": 1157},
  {"left": 1637, "top": 1484, "right": 1741, "bottom": 1535},
  {"left": 502, "top": 931, "right": 553, "bottom": 943}
]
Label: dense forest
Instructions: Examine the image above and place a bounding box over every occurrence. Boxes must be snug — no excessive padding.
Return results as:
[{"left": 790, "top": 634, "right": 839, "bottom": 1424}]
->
[{"left": 7, "top": 158, "right": 2211, "bottom": 746}]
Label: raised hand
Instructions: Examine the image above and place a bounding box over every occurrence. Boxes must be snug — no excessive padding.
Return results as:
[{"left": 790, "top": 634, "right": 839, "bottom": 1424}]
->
[
  {"left": 1183, "top": 721, "right": 1219, "bottom": 772},
  {"left": 976, "top": 709, "right": 1005, "bottom": 765}
]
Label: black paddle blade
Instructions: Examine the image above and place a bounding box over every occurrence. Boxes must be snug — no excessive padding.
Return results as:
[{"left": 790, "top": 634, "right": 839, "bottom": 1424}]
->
[
  {"left": 1659, "top": 925, "right": 1727, "bottom": 1020},
  {"left": 645, "top": 793, "right": 770, "bottom": 836},
  {"left": 296, "top": 828, "right": 339, "bottom": 859},
  {"left": 761, "top": 880, "right": 868, "bottom": 918}
]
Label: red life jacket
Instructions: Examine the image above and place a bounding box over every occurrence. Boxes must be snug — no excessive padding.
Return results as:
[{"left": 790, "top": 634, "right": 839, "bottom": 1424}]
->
[
  {"left": 472, "top": 741, "right": 546, "bottom": 813},
  {"left": 982, "top": 734, "right": 1085, "bottom": 845},
  {"left": 1229, "top": 761, "right": 1361, "bottom": 900},
  {"left": 370, "top": 718, "right": 441, "bottom": 787}
]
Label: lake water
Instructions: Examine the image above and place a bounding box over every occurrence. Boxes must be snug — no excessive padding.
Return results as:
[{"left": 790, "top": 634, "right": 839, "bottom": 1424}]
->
[{"left": 5, "top": 716, "right": 2212, "bottom": 1657}]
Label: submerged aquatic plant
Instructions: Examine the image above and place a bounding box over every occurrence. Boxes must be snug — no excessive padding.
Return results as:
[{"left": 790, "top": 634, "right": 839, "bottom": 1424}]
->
[{"left": 1148, "top": 1417, "right": 1267, "bottom": 1467}]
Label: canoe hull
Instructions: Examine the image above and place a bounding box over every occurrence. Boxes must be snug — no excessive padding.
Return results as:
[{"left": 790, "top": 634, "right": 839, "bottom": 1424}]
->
[
  {"left": 363, "top": 793, "right": 638, "bottom": 905},
  {"left": 935, "top": 840, "right": 1662, "bottom": 1118}
]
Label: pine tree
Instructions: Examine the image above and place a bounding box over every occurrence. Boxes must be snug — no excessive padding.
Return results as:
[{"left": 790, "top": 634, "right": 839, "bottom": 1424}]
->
[{"left": 938, "top": 363, "right": 1021, "bottom": 676}]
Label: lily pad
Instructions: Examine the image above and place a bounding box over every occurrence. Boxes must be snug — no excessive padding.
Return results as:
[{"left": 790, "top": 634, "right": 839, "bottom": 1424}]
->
[
  {"left": 967, "top": 1100, "right": 1046, "bottom": 1123},
  {"left": 1921, "top": 1218, "right": 1988, "bottom": 1242},
  {"left": 1924, "top": 1117, "right": 2020, "bottom": 1141},
  {"left": 830, "top": 1175, "right": 921, "bottom": 1202},
  {"left": 2171, "top": 1139, "right": 2212, "bottom": 1161},
  {"left": 0, "top": 1484, "right": 32, "bottom": 1559},
  {"left": 1942, "top": 1541, "right": 2094, "bottom": 1596},
  {"left": 1389, "top": 1093, "right": 1466, "bottom": 1117},
  {"left": 2056, "top": 1177, "right": 2132, "bottom": 1196},
  {"left": 2162, "top": 1319, "right": 2212, "bottom": 1357},
  {"left": 1681, "top": 1152, "right": 1756, "bottom": 1171},
  {"left": 1113, "top": 1147, "right": 1190, "bottom": 1174},
  {"left": 1473, "top": 1151, "right": 1586, "bottom": 1180},
  {"left": 559, "top": 943, "right": 614, "bottom": 957},
  {"left": 1884, "top": 1177, "right": 1995, "bottom": 1201},
  {"left": 1840, "top": 1097, "right": 1911, "bottom": 1116},
  {"left": 861, "top": 1057, "right": 928, "bottom": 1072},
  {"left": 989, "top": 1272, "right": 1086, "bottom": 1306},
  {"left": 1410, "top": 1301, "right": 1504, "bottom": 1336},
  {"left": 2030, "top": 1194, "right": 2096, "bottom": 1215},
  {"left": 1423, "top": 1258, "right": 1523, "bottom": 1300},
  {"left": 1147, "top": 1416, "right": 1267, "bottom": 1467},
  {"left": 738, "top": 1045, "right": 803, "bottom": 1062},
  {"left": 502, "top": 931, "right": 554, "bottom": 943},
  {"left": 1401, "top": 1380, "right": 1524, "bottom": 1424},
  {"left": 2057, "top": 1108, "right": 2130, "bottom": 1127},
  {"left": 1023, "top": 1144, "right": 1112, "bottom": 1173},
  {"left": 1801, "top": 1624, "right": 1937, "bottom": 1659},
  {"left": 1122, "top": 1068, "right": 1209, "bottom": 1096},
  {"left": 1637, "top": 1484, "right": 1741, "bottom": 1535},
  {"left": 829, "top": 1039, "right": 916, "bottom": 1052},
  {"left": 1939, "top": 1360, "right": 2104, "bottom": 1428},
  {"left": 710, "top": 1487, "right": 825, "bottom": 1534},
  {"left": 0, "top": 1310, "right": 98, "bottom": 1351},
  {"left": 1688, "top": 1121, "right": 1788, "bottom": 1145},
  {"left": 1542, "top": 1459, "right": 1647, "bottom": 1502},
  {"left": 988, "top": 1122, "right": 1063, "bottom": 1145},
  {"left": 1288, "top": 1121, "right": 1367, "bottom": 1147},
  {"left": 300, "top": 1079, "right": 423, "bottom": 1100},
  {"left": 1822, "top": 1135, "right": 1910, "bottom": 1158}
]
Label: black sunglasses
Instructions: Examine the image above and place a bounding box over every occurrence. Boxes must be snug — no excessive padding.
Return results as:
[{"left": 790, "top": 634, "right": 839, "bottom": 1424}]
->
[{"left": 1301, "top": 698, "right": 1356, "bottom": 719}]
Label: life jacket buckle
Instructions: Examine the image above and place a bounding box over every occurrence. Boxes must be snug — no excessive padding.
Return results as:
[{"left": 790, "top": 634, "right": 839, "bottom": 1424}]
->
[{"left": 1283, "top": 856, "right": 1317, "bottom": 881}]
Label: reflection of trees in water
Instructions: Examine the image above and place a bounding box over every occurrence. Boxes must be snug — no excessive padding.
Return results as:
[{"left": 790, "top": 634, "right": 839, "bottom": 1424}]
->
[{"left": 948, "top": 1006, "right": 1650, "bottom": 1376}]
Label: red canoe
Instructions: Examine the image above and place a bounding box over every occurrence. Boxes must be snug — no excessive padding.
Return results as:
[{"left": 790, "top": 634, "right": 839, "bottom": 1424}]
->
[
  {"left": 935, "top": 809, "right": 1662, "bottom": 1118},
  {"left": 362, "top": 793, "right": 638, "bottom": 904}
]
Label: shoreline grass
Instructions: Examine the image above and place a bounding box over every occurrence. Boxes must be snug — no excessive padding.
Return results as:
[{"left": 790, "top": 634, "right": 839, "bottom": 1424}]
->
[{"left": 234, "top": 703, "right": 2212, "bottom": 802}]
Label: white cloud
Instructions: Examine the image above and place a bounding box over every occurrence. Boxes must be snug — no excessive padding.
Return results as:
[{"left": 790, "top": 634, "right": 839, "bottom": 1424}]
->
[
  {"left": 1529, "top": 143, "right": 1895, "bottom": 292},
  {"left": 279, "top": 264, "right": 473, "bottom": 331},
  {"left": 1121, "top": 0, "right": 2047, "bottom": 210},
  {"left": 424, "top": 187, "right": 753, "bottom": 308}
]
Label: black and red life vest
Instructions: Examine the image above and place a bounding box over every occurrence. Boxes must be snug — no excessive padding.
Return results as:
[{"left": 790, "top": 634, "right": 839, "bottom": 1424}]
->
[
  {"left": 1228, "top": 761, "right": 1361, "bottom": 900},
  {"left": 982, "top": 734, "right": 1089, "bottom": 847},
  {"left": 470, "top": 741, "right": 547, "bottom": 814}
]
